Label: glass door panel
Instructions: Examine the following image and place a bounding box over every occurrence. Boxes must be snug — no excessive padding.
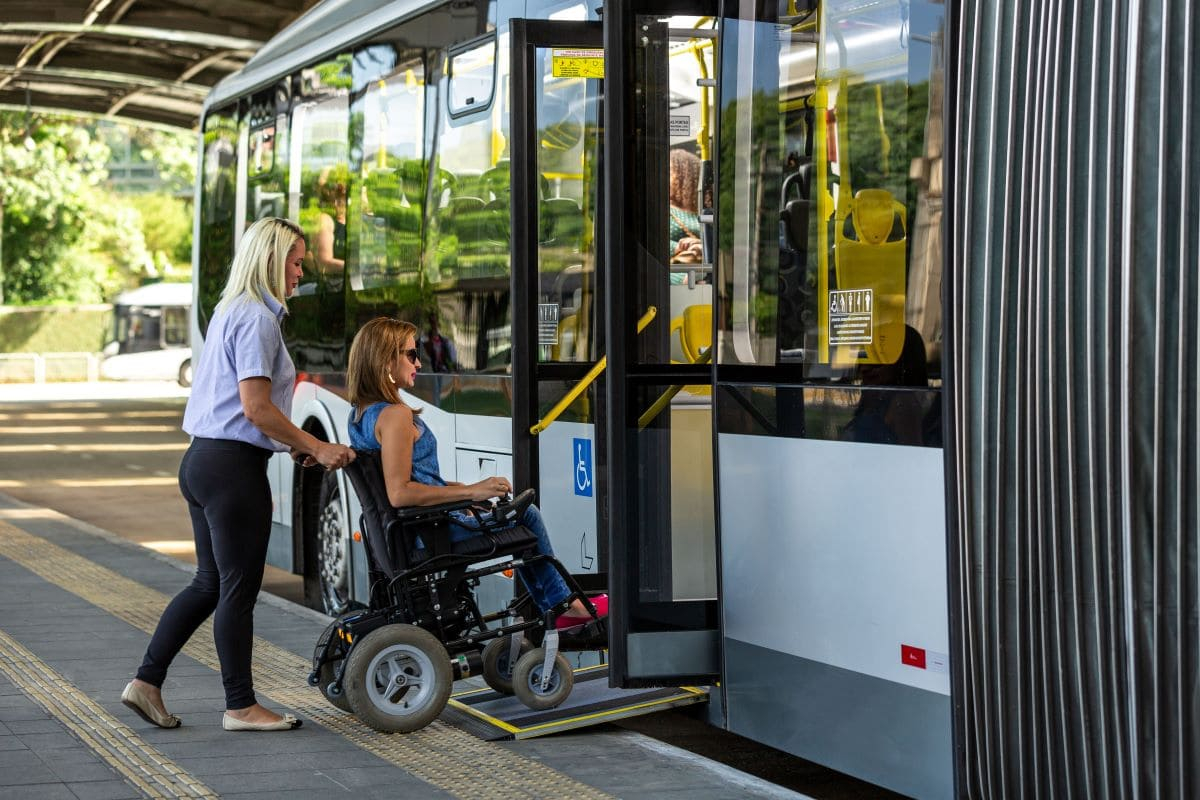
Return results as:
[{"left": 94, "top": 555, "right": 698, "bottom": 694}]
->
[
  {"left": 510, "top": 20, "right": 607, "bottom": 613},
  {"left": 603, "top": 2, "right": 721, "bottom": 687}
]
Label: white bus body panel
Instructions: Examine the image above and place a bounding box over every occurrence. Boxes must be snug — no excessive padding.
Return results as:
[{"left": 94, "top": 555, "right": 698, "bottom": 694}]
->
[{"left": 718, "top": 433, "right": 952, "bottom": 799}]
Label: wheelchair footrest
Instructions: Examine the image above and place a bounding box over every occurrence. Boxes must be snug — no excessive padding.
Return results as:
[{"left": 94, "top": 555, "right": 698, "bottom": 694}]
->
[{"left": 556, "top": 618, "right": 607, "bottom": 650}]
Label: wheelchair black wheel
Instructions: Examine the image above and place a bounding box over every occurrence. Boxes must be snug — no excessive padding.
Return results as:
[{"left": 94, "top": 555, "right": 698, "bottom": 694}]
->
[
  {"left": 313, "top": 611, "right": 360, "bottom": 713},
  {"left": 343, "top": 624, "right": 452, "bottom": 733},
  {"left": 511, "top": 648, "right": 574, "bottom": 711},
  {"left": 480, "top": 635, "right": 533, "bottom": 695}
]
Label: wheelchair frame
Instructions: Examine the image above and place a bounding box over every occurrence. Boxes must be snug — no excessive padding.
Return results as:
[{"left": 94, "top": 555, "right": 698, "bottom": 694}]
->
[{"left": 309, "top": 449, "right": 606, "bottom": 732}]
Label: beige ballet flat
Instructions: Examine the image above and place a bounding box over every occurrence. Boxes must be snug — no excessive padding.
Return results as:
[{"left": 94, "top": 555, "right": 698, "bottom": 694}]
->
[
  {"left": 121, "top": 681, "right": 181, "bottom": 729},
  {"left": 222, "top": 712, "right": 302, "bottom": 731}
]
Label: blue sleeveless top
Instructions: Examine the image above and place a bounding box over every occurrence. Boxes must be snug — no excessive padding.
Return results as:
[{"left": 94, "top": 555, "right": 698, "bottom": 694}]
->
[{"left": 348, "top": 401, "right": 445, "bottom": 488}]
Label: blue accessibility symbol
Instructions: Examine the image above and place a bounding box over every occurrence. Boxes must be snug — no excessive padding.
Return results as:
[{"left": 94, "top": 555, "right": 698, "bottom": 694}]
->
[{"left": 572, "top": 438, "right": 592, "bottom": 497}]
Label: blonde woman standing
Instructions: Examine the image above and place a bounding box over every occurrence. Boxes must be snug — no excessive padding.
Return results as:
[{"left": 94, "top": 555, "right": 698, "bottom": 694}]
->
[{"left": 122, "top": 217, "right": 355, "bottom": 732}]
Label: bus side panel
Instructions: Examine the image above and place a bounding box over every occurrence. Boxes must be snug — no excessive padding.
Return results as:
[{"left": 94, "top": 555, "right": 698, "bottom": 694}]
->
[
  {"left": 718, "top": 433, "right": 951, "bottom": 800},
  {"left": 265, "top": 381, "right": 353, "bottom": 573}
]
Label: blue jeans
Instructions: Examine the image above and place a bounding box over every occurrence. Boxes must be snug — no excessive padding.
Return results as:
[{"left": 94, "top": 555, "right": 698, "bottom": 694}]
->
[{"left": 449, "top": 504, "right": 571, "bottom": 613}]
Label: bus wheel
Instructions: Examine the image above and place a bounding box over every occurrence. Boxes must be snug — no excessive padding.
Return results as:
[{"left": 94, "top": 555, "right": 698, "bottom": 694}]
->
[
  {"left": 304, "top": 470, "right": 349, "bottom": 614},
  {"left": 178, "top": 359, "right": 192, "bottom": 387}
]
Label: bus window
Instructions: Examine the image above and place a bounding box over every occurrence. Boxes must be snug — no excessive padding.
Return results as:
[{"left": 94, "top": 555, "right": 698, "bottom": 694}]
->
[
  {"left": 162, "top": 306, "right": 188, "bottom": 347},
  {"left": 427, "top": 33, "right": 511, "bottom": 373},
  {"left": 241, "top": 84, "right": 290, "bottom": 226},
  {"left": 345, "top": 3, "right": 495, "bottom": 400},
  {"left": 535, "top": 48, "right": 600, "bottom": 366},
  {"left": 295, "top": 58, "right": 350, "bottom": 288},
  {"left": 717, "top": 1, "right": 944, "bottom": 389},
  {"left": 355, "top": 49, "right": 427, "bottom": 291},
  {"left": 289, "top": 55, "right": 350, "bottom": 373},
  {"left": 448, "top": 35, "right": 497, "bottom": 116},
  {"left": 197, "top": 106, "right": 238, "bottom": 335}
]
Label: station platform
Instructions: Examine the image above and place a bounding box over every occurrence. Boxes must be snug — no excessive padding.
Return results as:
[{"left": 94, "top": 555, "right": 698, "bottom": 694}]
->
[{"left": 0, "top": 490, "right": 806, "bottom": 800}]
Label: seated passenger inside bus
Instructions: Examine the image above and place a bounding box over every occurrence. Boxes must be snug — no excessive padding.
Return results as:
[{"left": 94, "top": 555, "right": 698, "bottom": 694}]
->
[
  {"left": 345, "top": 317, "right": 606, "bottom": 628},
  {"left": 668, "top": 148, "right": 704, "bottom": 277}
]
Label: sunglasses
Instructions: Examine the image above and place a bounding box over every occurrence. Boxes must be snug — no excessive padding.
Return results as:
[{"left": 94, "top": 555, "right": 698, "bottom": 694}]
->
[{"left": 402, "top": 348, "right": 420, "bottom": 365}]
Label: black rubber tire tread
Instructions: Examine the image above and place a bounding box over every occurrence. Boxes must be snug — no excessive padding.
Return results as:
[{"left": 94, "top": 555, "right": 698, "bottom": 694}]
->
[
  {"left": 480, "top": 635, "right": 533, "bottom": 696},
  {"left": 511, "top": 647, "right": 574, "bottom": 711},
  {"left": 342, "top": 624, "right": 452, "bottom": 733},
  {"left": 304, "top": 468, "right": 345, "bottom": 613}
]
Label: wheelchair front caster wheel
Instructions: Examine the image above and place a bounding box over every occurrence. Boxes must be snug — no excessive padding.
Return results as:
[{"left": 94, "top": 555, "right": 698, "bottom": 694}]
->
[
  {"left": 511, "top": 648, "right": 573, "bottom": 711},
  {"left": 313, "top": 611, "right": 359, "bottom": 713},
  {"left": 481, "top": 636, "right": 533, "bottom": 696},
  {"left": 343, "top": 624, "right": 452, "bottom": 733}
]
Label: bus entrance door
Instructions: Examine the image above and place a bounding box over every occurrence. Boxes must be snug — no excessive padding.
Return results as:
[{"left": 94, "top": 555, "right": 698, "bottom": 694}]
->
[
  {"left": 601, "top": 3, "right": 722, "bottom": 692},
  {"left": 453, "top": 17, "right": 709, "bottom": 738}
]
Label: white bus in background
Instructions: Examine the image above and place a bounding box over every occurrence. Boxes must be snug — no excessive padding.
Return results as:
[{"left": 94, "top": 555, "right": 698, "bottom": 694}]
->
[{"left": 101, "top": 282, "right": 193, "bottom": 386}]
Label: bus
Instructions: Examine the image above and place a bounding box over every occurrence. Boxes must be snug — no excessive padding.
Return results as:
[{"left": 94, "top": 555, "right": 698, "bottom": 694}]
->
[
  {"left": 193, "top": 0, "right": 949, "bottom": 796},
  {"left": 101, "top": 281, "right": 194, "bottom": 386},
  {"left": 192, "top": 1, "right": 1194, "bottom": 798}
]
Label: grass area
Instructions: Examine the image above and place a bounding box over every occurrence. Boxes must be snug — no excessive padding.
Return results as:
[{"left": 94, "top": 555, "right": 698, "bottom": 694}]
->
[{"left": 0, "top": 306, "right": 112, "bottom": 353}]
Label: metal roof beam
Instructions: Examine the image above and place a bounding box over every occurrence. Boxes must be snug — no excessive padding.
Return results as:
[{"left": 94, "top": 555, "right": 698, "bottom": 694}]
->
[
  {"left": 0, "top": 23, "right": 262, "bottom": 51},
  {"left": 0, "top": 66, "right": 209, "bottom": 97},
  {"left": 0, "top": 101, "right": 194, "bottom": 131}
]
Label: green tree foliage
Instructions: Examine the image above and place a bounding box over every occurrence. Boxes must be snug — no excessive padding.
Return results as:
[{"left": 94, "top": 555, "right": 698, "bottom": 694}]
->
[
  {"left": 127, "top": 127, "right": 196, "bottom": 193},
  {"left": 127, "top": 193, "right": 193, "bottom": 275},
  {"left": 0, "top": 112, "right": 194, "bottom": 305},
  {"left": 0, "top": 112, "right": 110, "bottom": 303}
]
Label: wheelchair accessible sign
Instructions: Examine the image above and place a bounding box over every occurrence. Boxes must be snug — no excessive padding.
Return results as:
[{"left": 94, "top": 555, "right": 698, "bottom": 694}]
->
[{"left": 573, "top": 438, "right": 593, "bottom": 497}]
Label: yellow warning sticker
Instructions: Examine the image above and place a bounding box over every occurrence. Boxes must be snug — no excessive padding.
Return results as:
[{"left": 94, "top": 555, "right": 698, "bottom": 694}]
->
[{"left": 552, "top": 48, "right": 605, "bottom": 78}]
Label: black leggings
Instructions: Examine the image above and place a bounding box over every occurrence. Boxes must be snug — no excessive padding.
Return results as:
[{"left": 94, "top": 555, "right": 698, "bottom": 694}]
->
[{"left": 136, "top": 437, "right": 273, "bottom": 710}]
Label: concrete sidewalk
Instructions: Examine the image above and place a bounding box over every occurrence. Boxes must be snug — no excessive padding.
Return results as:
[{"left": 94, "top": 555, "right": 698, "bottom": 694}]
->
[
  {"left": 0, "top": 491, "right": 807, "bottom": 800},
  {"left": 0, "top": 380, "right": 190, "bottom": 403}
]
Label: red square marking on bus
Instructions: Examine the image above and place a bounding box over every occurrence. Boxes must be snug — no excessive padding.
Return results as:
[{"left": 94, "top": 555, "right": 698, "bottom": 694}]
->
[{"left": 901, "top": 644, "right": 927, "bottom": 669}]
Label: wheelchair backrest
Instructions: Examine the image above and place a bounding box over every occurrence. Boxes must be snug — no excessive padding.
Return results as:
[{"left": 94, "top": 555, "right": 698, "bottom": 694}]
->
[{"left": 342, "top": 449, "right": 399, "bottom": 579}]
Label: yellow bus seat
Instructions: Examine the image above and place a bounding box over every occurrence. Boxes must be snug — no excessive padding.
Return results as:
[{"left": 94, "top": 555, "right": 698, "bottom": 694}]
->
[
  {"left": 670, "top": 304, "right": 712, "bottom": 396},
  {"left": 833, "top": 188, "right": 907, "bottom": 365}
]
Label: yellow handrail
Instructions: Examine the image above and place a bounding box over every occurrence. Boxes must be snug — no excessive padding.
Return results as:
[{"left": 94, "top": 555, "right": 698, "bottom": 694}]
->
[
  {"left": 636, "top": 347, "right": 713, "bottom": 430},
  {"left": 530, "top": 306, "right": 658, "bottom": 435}
]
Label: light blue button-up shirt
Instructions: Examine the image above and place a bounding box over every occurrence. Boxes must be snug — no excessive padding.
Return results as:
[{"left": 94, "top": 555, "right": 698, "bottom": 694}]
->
[{"left": 182, "top": 293, "right": 295, "bottom": 452}]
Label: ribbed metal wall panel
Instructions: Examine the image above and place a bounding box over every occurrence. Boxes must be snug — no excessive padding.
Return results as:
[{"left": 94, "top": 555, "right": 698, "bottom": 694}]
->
[{"left": 948, "top": 1, "right": 1198, "bottom": 797}]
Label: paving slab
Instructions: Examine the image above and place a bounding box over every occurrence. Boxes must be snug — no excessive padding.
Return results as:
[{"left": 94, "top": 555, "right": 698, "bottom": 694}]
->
[{"left": 0, "top": 490, "right": 807, "bottom": 800}]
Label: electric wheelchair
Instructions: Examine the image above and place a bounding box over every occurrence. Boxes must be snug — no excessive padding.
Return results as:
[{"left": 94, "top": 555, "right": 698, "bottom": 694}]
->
[{"left": 308, "top": 449, "right": 607, "bottom": 733}]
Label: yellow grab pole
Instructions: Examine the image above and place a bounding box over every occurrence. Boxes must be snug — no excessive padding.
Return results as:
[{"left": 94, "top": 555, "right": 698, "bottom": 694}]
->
[
  {"left": 530, "top": 306, "right": 658, "bottom": 435},
  {"left": 636, "top": 348, "right": 713, "bottom": 430}
]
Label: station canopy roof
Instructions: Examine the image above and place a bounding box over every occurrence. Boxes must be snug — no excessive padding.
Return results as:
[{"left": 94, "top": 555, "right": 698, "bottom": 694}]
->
[{"left": 0, "top": 0, "right": 318, "bottom": 130}]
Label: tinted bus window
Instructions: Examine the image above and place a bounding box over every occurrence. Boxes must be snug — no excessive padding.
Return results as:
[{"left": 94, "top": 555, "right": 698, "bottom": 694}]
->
[
  {"left": 717, "top": 1, "right": 945, "bottom": 387},
  {"left": 289, "top": 55, "right": 351, "bottom": 375},
  {"left": 428, "top": 34, "right": 510, "bottom": 372},
  {"left": 242, "top": 84, "right": 290, "bottom": 225},
  {"left": 197, "top": 106, "right": 238, "bottom": 335},
  {"left": 354, "top": 48, "right": 427, "bottom": 291}
]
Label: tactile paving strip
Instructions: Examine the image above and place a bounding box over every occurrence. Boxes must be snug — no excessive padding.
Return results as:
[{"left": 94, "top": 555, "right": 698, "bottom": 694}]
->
[
  {"left": 0, "top": 628, "right": 217, "bottom": 799},
  {"left": 0, "top": 520, "right": 613, "bottom": 800}
]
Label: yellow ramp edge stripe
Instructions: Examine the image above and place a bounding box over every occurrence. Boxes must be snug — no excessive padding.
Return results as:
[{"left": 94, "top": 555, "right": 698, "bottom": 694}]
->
[
  {"left": 0, "top": 628, "right": 217, "bottom": 799},
  {"left": 0, "top": 520, "right": 613, "bottom": 800}
]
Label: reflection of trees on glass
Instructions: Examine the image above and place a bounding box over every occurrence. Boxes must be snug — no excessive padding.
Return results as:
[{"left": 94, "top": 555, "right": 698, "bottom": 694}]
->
[
  {"left": 197, "top": 109, "right": 238, "bottom": 335},
  {"left": 356, "top": 57, "right": 427, "bottom": 291},
  {"left": 288, "top": 59, "right": 350, "bottom": 375}
]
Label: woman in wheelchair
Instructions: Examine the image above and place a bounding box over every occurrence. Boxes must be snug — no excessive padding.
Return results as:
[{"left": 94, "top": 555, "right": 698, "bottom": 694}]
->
[{"left": 346, "top": 317, "right": 607, "bottom": 629}]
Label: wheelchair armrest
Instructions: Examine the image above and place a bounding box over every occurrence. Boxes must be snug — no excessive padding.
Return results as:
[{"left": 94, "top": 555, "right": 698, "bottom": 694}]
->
[{"left": 392, "top": 498, "right": 475, "bottom": 523}]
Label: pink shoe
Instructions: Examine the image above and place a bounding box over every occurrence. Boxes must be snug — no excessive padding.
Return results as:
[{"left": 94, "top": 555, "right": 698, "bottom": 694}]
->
[{"left": 555, "top": 594, "right": 609, "bottom": 629}]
